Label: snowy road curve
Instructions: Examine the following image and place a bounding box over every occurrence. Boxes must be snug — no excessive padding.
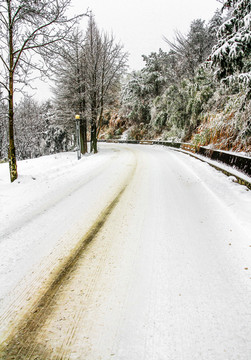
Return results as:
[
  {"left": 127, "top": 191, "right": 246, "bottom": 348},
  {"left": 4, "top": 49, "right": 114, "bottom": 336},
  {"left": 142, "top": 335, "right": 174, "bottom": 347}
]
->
[{"left": 0, "top": 144, "right": 251, "bottom": 359}]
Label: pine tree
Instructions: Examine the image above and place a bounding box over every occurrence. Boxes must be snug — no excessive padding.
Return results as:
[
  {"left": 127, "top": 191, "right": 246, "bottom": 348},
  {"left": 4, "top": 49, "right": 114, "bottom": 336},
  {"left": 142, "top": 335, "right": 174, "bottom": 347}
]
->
[
  {"left": 208, "top": 9, "right": 224, "bottom": 36},
  {"left": 211, "top": 0, "right": 251, "bottom": 83}
]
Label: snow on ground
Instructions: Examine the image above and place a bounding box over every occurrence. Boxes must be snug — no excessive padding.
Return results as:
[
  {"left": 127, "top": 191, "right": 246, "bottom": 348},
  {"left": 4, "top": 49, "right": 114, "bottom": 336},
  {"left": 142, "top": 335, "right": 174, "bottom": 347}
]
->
[
  {"left": 0, "top": 143, "right": 251, "bottom": 359},
  {"left": 177, "top": 147, "right": 251, "bottom": 183},
  {"left": 0, "top": 147, "right": 134, "bottom": 301}
]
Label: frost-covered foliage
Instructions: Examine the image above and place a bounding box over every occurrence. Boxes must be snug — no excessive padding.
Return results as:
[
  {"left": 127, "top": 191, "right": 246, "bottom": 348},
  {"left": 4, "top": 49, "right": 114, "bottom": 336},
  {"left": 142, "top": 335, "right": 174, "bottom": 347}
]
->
[
  {"left": 0, "top": 97, "right": 44, "bottom": 160},
  {"left": 120, "top": 71, "right": 153, "bottom": 125},
  {"left": 211, "top": 0, "right": 251, "bottom": 83},
  {"left": 14, "top": 98, "right": 44, "bottom": 160},
  {"left": 53, "top": 16, "right": 127, "bottom": 153},
  {"left": 40, "top": 126, "right": 68, "bottom": 155},
  {"left": 208, "top": 9, "right": 224, "bottom": 36},
  {"left": 119, "top": 16, "right": 220, "bottom": 141},
  {"left": 192, "top": 90, "right": 251, "bottom": 152},
  {"left": 120, "top": 65, "right": 216, "bottom": 141},
  {"left": 164, "top": 19, "right": 218, "bottom": 79},
  {"left": 150, "top": 68, "right": 215, "bottom": 141},
  {"left": 118, "top": 8, "right": 250, "bottom": 153},
  {"left": 0, "top": 97, "right": 71, "bottom": 161}
]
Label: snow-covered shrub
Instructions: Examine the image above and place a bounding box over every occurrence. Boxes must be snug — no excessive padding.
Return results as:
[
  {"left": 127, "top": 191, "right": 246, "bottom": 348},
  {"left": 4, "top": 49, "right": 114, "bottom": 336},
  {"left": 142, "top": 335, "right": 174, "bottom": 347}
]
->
[
  {"left": 192, "top": 91, "right": 251, "bottom": 153},
  {"left": 40, "top": 126, "right": 69, "bottom": 155},
  {"left": 162, "top": 126, "right": 185, "bottom": 142},
  {"left": 13, "top": 97, "right": 45, "bottom": 160}
]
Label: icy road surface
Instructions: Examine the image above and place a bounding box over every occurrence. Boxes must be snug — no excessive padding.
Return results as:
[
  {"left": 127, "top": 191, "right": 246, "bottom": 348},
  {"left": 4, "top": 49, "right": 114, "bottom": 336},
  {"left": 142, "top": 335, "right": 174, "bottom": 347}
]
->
[{"left": 0, "top": 143, "right": 251, "bottom": 359}]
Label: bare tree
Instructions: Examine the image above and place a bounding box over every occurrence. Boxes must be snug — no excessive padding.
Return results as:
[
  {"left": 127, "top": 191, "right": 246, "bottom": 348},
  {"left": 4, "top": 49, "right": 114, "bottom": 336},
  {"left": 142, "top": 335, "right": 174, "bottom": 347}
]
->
[
  {"left": 85, "top": 15, "right": 128, "bottom": 153},
  {"left": 52, "top": 14, "right": 127, "bottom": 154},
  {"left": 0, "top": 0, "right": 84, "bottom": 182},
  {"left": 84, "top": 15, "right": 102, "bottom": 153},
  {"left": 52, "top": 28, "right": 88, "bottom": 154}
]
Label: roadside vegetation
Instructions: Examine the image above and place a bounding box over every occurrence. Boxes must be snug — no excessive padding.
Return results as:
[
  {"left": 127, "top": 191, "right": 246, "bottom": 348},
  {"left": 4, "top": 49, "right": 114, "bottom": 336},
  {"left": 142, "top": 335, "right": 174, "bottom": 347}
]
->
[
  {"left": 0, "top": 0, "right": 250, "bottom": 182},
  {"left": 106, "top": 0, "right": 250, "bottom": 153}
]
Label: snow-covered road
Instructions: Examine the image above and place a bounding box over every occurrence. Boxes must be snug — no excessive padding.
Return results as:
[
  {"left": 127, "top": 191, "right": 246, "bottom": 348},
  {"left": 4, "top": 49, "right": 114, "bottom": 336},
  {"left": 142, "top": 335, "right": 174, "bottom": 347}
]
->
[{"left": 0, "top": 144, "right": 251, "bottom": 359}]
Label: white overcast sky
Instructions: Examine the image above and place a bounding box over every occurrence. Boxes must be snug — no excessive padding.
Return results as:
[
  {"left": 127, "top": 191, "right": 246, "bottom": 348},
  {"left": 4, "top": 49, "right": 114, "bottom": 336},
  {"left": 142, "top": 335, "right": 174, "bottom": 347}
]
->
[
  {"left": 70, "top": 0, "right": 221, "bottom": 70},
  {"left": 29, "top": 0, "right": 221, "bottom": 101}
]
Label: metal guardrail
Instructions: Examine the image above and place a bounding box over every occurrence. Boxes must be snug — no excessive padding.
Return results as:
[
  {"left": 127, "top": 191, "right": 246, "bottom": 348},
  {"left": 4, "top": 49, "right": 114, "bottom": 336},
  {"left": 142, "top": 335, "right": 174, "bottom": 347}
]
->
[
  {"left": 98, "top": 139, "right": 251, "bottom": 188},
  {"left": 99, "top": 139, "right": 181, "bottom": 148},
  {"left": 198, "top": 146, "right": 251, "bottom": 176}
]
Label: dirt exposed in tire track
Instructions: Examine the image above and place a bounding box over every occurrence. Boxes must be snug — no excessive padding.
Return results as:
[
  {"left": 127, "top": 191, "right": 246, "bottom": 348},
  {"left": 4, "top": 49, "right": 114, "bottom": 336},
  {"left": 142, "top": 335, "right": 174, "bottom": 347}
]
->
[{"left": 0, "top": 166, "right": 134, "bottom": 359}]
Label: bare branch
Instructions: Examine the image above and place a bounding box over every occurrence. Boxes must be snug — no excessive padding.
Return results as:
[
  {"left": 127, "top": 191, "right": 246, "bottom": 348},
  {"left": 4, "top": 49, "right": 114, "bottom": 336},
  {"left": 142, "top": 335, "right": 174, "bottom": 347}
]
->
[
  {"left": 0, "top": 53, "right": 9, "bottom": 70},
  {"left": 0, "top": 11, "right": 8, "bottom": 27},
  {"left": 11, "top": 4, "right": 23, "bottom": 26},
  {"left": 13, "top": 13, "right": 86, "bottom": 71},
  {"left": 0, "top": 80, "right": 9, "bottom": 92}
]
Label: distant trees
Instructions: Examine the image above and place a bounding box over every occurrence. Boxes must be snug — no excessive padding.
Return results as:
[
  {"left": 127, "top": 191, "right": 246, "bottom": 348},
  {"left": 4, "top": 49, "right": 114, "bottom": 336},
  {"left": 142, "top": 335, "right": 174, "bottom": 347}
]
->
[
  {"left": 0, "top": 5, "right": 127, "bottom": 175},
  {"left": 120, "top": 49, "right": 179, "bottom": 130},
  {"left": 0, "top": 0, "right": 84, "bottom": 182},
  {"left": 119, "top": 12, "right": 225, "bottom": 142},
  {"left": 118, "top": 4, "right": 250, "bottom": 152},
  {"left": 208, "top": 8, "right": 224, "bottom": 36},
  {"left": 0, "top": 97, "right": 69, "bottom": 160},
  {"left": 120, "top": 70, "right": 153, "bottom": 127},
  {"left": 163, "top": 19, "right": 217, "bottom": 79},
  {"left": 14, "top": 97, "right": 42, "bottom": 159}
]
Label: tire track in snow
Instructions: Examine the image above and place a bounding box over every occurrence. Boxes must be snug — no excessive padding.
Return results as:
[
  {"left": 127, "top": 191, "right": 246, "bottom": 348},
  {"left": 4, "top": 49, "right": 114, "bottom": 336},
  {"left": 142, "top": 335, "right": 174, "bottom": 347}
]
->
[
  {"left": 0, "top": 154, "right": 137, "bottom": 359},
  {"left": 0, "top": 145, "right": 134, "bottom": 339},
  {"left": 1, "top": 144, "right": 250, "bottom": 359}
]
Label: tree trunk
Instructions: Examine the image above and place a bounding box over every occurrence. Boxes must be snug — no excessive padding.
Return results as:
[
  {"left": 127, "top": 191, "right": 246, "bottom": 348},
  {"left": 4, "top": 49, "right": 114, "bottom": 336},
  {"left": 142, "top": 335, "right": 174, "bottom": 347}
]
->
[
  {"left": 97, "top": 95, "right": 104, "bottom": 137},
  {"left": 8, "top": 86, "right": 17, "bottom": 182},
  {"left": 8, "top": 6, "right": 18, "bottom": 183},
  {"left": 90, "top": 120, "right": 97, "bottom": 153},
  {"left": 80, "top": 117, "right": 87, "bottom": 154},
  {"left": 90, "top": 92, "right": 98, "bottom": 153}
]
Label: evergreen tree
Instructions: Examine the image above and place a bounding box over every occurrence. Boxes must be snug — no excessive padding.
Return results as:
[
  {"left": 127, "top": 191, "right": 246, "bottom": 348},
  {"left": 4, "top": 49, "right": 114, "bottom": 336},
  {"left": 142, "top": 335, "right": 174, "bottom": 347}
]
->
[
  {"left": 141, "top": 50, "right": 169, "bottom": 97},
  {"left": 120, "top": 71, "right": 152, "bottom": 125},
  {"left": 208, "top": 9, "right": 224, "bottom": 36},
  {"left": 211, "top": 0, "right": 251, "bottom": 83}
]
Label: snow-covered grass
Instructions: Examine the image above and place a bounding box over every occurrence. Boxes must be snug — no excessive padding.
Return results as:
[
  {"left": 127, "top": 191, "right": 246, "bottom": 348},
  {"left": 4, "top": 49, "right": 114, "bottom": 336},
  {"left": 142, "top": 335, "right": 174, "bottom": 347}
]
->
[{"left": 175, "top": 147, "right": 251, "bottom": 184}]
